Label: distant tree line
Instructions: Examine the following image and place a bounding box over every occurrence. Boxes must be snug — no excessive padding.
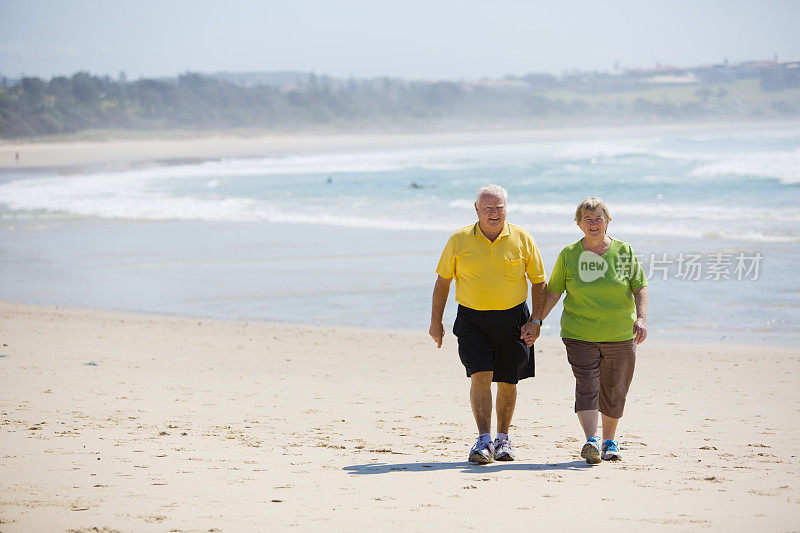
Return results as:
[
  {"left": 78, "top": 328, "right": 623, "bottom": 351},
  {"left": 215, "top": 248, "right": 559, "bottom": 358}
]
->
[{"left": 1, "top": 68, "right": 798, "bottom": 138}]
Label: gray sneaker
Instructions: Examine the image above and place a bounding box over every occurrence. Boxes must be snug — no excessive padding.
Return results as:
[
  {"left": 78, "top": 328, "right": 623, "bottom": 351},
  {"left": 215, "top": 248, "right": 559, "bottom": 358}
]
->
[
  {"left": 468, "top": 439, "right": 495, "bottom": 464},
  {"left": 493, "top": 437, "right": 516, "bottom": 461}
]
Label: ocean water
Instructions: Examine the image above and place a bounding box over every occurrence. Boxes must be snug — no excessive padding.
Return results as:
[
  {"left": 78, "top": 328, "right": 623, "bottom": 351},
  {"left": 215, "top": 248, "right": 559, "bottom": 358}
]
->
[{"left": 1, "top": 125, "right": 799, "bottom": 344}]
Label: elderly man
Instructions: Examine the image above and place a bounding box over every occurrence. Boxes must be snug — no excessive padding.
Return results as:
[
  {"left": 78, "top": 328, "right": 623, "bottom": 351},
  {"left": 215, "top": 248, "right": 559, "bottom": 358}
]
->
[{"left": 430, "top": 184, "right": 546, "bottom": 463}]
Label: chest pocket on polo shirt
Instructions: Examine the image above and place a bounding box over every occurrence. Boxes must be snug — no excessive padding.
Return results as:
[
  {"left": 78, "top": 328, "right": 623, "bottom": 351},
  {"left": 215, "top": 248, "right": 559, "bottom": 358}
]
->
[{"left": 504, "top": 257, "right": 525, "bottom": 281}]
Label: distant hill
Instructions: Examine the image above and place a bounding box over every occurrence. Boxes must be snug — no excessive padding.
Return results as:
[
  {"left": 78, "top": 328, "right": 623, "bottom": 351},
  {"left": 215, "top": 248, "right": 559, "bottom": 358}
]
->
[
  {"left": 1, "top": 60, "right": 798, "bottom": 139},
  {"left": 208, "top": 71, "right": 321, "bottom": 88}
]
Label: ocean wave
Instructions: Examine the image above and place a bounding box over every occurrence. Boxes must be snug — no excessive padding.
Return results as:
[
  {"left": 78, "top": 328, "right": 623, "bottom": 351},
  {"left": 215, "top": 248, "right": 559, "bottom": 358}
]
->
[
  {"left": 689, "top": 148, "right": 800, "bottom": 184},
  {"left": 5, "top": 140, "right": 731, "bottom": 188},
  {"left": 103, "top": 144, "right": 542, "bottom": 179},
  {"left": 550, "top": 139, "right": 721, "bottom": 163},
  {"left": 552, "top": 139, "right": 659, "bottom": 160},
  {"left": 9, "top": 138, "right": 790, "bottom": 196},
  {"left": 2, "top": 171, "right": 797, "bottom": 239},
  {"left": 1, "top": 183, "right": 795, "bottom": 243},
  {"left": 447, "top": 199, "right": 800, "bottom": 222},
  {"left": 673, "top": 127, "right": 800, "bottom": 142},
  {"left": 528, "top": 222, "right": 798, "bottom": 243},
  {"left": 112, "top": 143, "right": 566, "bottom": 179},
  {"left": 0, "top": 173, "right": 447, "bottom": 229}
]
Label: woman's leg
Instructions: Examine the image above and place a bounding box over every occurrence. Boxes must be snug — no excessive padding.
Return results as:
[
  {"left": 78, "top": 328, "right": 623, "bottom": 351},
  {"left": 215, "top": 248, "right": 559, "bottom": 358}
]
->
[
  {"left": 563, "top": 338, "right": 602, "bottom": 428},
  {"left": 577, "top": 409, "right": 599, "bottom": 439},
  {"left": 601, "top": 413, "right": 619, "bottom": 441},
  {"left": 564, "top": 338, "right": 604, "bottom": 463},
  {"left": 597, "top": 339, "right": 637, "bottom": 422},
  {"left": 597, "top": 339, "right": 636, "bottom": 460}
]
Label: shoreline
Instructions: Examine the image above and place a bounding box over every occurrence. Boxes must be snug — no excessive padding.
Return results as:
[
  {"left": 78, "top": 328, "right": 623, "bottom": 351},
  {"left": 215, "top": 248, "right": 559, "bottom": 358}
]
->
[
  {"left": 1, "top": 299, "right": 798, "bottom": 531},
  {"left": 2, "top": 119, "right": 799, "bottom": 170}
]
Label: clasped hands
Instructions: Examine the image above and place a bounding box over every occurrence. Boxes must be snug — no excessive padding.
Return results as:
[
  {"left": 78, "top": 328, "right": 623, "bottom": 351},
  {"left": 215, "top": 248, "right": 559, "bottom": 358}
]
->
[{"left": 520, "top": 320, "right": 540, "bottom": 347}]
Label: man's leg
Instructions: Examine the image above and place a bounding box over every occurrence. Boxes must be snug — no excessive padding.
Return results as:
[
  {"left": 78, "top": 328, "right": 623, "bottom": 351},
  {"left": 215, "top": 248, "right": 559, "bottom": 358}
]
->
[
  {"left": 493, "top": 381, "right": 519, "bottom": 461},
  {"left": 470, "top": 371, "right": 493, "bottom": 435},
  {"left": 495, "top": 382, "right": 517, "bottom": 435}
]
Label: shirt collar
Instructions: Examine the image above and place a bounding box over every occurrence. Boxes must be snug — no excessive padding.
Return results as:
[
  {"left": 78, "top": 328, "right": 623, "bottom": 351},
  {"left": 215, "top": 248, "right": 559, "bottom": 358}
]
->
[{"left": 473, "top": 222, "right": 511, "bottom": 241}]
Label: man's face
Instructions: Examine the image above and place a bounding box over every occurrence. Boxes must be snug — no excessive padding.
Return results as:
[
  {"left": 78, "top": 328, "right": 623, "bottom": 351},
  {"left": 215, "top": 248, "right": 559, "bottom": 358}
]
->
[{"left": 475, "top": 193, "right": 506, "bottom": 235}]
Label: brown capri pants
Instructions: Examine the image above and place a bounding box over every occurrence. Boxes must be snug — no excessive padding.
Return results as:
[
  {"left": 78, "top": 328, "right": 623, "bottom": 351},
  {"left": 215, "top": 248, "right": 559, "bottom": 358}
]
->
[{"left": 562, "top": 338, "right": 636, "bottom": 419}]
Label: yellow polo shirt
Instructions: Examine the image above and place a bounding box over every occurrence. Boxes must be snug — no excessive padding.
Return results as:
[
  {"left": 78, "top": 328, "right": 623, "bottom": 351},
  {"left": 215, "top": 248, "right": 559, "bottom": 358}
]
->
[{"left": 436, "top": 222, "right": 546, "bottom": 311}]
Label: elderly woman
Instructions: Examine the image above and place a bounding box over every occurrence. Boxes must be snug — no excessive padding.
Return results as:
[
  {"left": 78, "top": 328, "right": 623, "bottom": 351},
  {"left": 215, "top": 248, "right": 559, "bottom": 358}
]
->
[{"left": 541, "top": 197, "right": 648, "bottom": 464}]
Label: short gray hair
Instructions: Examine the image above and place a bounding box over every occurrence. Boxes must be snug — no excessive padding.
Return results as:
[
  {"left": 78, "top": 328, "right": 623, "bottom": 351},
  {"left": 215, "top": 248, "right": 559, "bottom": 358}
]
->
[
  {"left": 476, "top": 184, "right": 508, "bottom": 204},
  {"left": 574, "top": 197, "right": 612, "bottom": 223}
]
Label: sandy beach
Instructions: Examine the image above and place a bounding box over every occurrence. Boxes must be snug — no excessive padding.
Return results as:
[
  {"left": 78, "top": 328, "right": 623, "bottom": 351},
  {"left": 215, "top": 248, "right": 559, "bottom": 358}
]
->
[
  {"left": 3, "top": 121, "right": 799, "bottom": 170},
  {"left": 1, "top": 301, "right": 798, "bottom": 531},
  {"left": 1, "top": 123, "right": 800, "bottom": 530}
]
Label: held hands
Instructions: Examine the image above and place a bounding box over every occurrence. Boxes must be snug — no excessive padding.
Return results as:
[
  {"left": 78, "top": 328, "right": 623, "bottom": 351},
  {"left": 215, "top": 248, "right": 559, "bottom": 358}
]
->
[
  {"left": 429, "top": 321, "right": 445, "bottom": 348},
  {"left": 633, "top": 318, "right": 648, "bottom": 344},
  {"left": 520, "top": 321, "right": 540, "bottom": 347}
]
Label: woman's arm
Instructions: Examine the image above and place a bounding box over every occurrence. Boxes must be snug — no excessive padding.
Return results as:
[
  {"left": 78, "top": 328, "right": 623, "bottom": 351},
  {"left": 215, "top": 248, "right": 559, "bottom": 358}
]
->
[{"left": 633, "top": 286, "right": 648, "bottom": 344}]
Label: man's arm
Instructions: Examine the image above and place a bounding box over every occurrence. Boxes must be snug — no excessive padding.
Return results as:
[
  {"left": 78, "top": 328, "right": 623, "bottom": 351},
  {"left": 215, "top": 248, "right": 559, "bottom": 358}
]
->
[
  {"left": 530, "top": 281, "right": 546, "bottom": 320},
  {"left": 429, "top": 275, "right": 453, "bottom": 348},
  {"left": 520, "top": 281, "right": 546, "bottom": 346},
  {"left": 542, "top": 289, "right": 562, "bottom": 321},
  {"left": 633, "top": 286, "right": 648, "bottom": 344}
]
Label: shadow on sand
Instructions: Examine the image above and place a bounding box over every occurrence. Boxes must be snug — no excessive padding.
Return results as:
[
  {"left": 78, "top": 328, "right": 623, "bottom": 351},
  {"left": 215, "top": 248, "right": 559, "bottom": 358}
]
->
[{"left": 343, "top": 460, "right": 592, "bottom": 475}]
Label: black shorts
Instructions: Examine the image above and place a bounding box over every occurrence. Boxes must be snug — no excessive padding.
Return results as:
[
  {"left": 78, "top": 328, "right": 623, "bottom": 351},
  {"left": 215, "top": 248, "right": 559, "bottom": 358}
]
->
[{"left": 452, "top": 302, "right": 534, "bottom": 384}]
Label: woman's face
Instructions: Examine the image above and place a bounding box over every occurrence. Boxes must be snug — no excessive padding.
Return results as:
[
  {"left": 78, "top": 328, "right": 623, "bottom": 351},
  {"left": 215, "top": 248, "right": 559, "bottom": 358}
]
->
[{"left": 578, "top": 207, "right": 608, "bottom": 239}]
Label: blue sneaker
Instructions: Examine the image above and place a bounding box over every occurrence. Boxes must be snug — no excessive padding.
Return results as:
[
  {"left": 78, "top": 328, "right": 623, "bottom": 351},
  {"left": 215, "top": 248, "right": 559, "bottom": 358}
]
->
[
  {"left": 580, "top": 436, "right": 601, "bottom": 464},
  {"left": 601, "top": 439, "right": 622, "bottom": 461}
]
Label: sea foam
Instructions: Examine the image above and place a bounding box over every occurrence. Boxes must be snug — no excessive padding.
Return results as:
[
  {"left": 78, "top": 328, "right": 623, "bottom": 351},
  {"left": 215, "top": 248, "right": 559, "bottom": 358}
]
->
[{"left": 689, "top": 148, "right": 800, "bottom": 184}]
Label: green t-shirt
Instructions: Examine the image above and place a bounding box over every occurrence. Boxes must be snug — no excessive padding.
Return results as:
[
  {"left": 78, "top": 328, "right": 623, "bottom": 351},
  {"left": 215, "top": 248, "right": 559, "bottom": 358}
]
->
[{"left": 548, "top": 237, "right": 647, "bottom": 342}]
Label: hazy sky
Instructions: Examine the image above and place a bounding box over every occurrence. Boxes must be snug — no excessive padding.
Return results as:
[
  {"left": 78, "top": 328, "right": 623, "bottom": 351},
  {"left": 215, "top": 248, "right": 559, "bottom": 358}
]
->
[{"left": 2, "top": 0, "right": 799, "bottom": 81}]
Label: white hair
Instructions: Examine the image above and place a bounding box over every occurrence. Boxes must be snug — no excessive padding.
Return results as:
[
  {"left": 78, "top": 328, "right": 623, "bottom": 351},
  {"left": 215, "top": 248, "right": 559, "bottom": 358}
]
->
[{"left": 475, "top": 184, "right": 508, "bottom": 204}]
